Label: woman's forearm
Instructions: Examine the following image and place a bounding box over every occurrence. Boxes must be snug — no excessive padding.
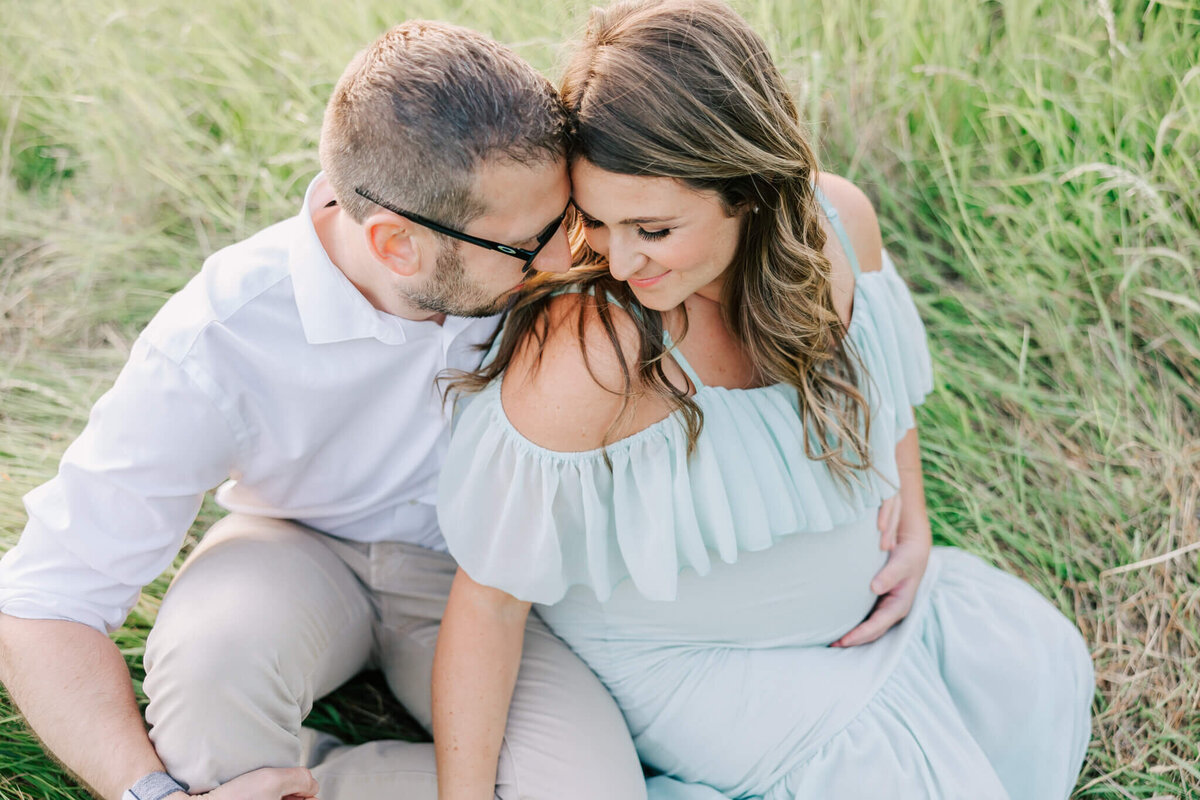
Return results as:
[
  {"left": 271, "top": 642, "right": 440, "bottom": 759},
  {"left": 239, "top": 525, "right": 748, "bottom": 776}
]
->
[
  {"left": 894, "top": 424, "right": 931, "bottom": 538},
  {"left": 433, "top": 568, "right": 531, "bottom": 800}
]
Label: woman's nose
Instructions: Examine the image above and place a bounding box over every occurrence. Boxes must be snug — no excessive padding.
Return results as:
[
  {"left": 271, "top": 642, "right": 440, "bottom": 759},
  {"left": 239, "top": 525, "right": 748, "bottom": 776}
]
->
[{"left": 605, "top": 235, "right": 648, "bottom": 281}]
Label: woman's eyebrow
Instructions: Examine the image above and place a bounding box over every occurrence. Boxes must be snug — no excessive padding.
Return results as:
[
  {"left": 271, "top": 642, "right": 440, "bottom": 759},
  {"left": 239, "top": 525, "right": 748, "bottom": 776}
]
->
[
  {"left": 621, "top": 215, "right": 675, "bottom": 224},
  {"left": 572, "top": 201, "right": 599, "bottom": 222},
  {"left": 572, "top": 202, "right": 676, "bottom": 225}
]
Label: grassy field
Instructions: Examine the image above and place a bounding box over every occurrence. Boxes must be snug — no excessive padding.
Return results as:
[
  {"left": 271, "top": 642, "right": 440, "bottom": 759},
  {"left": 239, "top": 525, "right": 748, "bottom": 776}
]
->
[{"left": 1, "top": 0, "right": 1198, "bottom": 797}]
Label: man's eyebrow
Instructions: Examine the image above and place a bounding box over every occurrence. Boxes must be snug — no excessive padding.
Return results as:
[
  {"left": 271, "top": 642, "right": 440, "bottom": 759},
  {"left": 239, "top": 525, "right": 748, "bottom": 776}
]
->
[
  {"left": 536, "top": 214, "right": 563, "bottom": 238},
  {"left": 515, "top": 210, "right": 567, "bottom": 245}
]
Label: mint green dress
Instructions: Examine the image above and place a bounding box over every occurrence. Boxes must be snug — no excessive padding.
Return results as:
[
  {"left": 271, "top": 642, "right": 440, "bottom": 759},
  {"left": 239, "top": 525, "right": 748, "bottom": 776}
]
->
[{"left": 438, "top": 194, "right": 1093, "bottom": 799}]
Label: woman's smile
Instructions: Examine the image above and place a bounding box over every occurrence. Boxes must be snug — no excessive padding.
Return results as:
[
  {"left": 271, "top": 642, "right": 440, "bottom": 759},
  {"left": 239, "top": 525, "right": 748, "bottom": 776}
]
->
[{"left": 627, "top": 271, "right": 668, "bottom": 288}]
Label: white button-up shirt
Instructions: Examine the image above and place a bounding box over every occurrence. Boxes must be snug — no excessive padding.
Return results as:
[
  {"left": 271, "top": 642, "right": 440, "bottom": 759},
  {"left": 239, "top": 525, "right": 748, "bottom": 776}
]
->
[{"left": 0, "top": 174, "right": 499, "bottom": 632}]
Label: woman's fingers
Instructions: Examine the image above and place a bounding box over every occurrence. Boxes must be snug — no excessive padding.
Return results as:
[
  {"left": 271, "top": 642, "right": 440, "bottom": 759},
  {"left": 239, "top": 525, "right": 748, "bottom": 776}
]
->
[
  {"left": 832, "top": 537, "right": 926, "bottom": 648},
  {"left": 274, "top": 767, "right": 320, "bottom": 799},
  {"left": 201, "top": 767, "right": 319, "bottom": 800},
  {"left": 870, "top": 547, "right": 910, "bottom": 595},
  {"left": 831, "top": 582, "right": 916, "bottom": 648},
  {"left": 876, "top": 495, "right": 901, "bottom": 551}
]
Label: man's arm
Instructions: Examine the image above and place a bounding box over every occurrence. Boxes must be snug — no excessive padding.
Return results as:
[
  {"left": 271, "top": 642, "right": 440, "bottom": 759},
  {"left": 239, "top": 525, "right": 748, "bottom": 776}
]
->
[
  {"left": 0, "top": 616, "right": 324, "bottom": 800},
  {"left": 432, "top": 568, "right": 531, "bottom": 800},
  {"left": 0, "top": 341, "right": 240, "bottom": 797},
  {"left": 0, "top": 615, "right": 171, "bottom": 800}
]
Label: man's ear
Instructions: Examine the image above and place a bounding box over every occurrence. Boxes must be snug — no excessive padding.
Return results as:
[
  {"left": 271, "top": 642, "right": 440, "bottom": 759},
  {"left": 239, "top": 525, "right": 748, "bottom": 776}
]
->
[{"left": 364, "top": 212, "right": 423, "bottom": 277}]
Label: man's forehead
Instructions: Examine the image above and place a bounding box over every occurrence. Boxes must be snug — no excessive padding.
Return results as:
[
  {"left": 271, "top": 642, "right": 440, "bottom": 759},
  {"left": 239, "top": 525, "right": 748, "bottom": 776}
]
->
[
  {"left": 471, "top": 156, "right": 570, "bottom": 234},
  {"left": 472, "top": 155, "right": 568, "bottom": 193}
]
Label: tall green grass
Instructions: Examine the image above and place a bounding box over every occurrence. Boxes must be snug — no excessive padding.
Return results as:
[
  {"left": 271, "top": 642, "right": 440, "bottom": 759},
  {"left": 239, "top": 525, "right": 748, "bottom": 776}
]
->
[{"left": 2, "top": 0, "right": 1197, "bottom": 797}]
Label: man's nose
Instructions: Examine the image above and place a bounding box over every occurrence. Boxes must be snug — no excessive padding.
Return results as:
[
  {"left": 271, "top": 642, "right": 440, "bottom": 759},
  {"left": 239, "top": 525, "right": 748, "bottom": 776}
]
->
[{"left": 527, "top": 225, "right": 571, "bottom": 274}]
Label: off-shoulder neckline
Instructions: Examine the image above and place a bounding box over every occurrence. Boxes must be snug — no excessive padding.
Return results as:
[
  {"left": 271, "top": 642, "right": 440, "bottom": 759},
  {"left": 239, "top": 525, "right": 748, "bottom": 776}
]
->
[{"left": 486, "top": 269, "right": 897, "bottom": 461}]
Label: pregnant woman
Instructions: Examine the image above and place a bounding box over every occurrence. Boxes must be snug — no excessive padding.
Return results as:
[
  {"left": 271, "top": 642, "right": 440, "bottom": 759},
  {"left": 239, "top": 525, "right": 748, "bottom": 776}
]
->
[{"left": 433, "top": 1, "right": 1094, "bottom": 797}]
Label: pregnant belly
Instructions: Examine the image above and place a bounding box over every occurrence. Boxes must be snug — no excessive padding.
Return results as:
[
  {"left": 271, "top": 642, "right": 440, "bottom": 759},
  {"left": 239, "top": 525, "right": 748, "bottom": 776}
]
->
[
  {"left": 535, "top": 513, "right": 901, "bottom": 795},
  {"left": 540, "top": 512, "right": 887, "bottom": 650}
]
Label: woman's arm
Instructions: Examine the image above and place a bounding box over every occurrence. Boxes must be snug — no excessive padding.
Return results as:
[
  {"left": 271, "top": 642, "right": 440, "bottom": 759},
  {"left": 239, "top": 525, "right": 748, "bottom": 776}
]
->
[
  {"left": 816, "top": 175, "right": 932, "bottom": 647},
  {"left": 433, "top": 567, "right": 532, "bottom": 800},
  {"left": 436, "top": 295, "right": 665, "bottom": 796},
  {"left": 832, "top": 424, "right": 933, "bottom": 647}
]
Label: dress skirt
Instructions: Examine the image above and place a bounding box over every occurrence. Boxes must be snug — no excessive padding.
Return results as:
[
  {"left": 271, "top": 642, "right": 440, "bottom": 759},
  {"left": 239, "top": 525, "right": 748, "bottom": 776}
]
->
[{"left": 538, "top": 531, "right": 1094, "bottom": 800}]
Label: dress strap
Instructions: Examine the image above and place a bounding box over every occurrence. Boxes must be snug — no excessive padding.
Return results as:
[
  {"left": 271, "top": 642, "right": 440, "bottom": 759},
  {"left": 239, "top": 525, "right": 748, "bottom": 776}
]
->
[
  {"left": 595, "top": 288, "right": 706, "bottom": 391},
  {"left": 663, "top": 330, "right": 704, "bottom": 390},
  {"left": 812, "top": 185, "right": 862, "bottom": 277},
  {"left": 555, "top": 285, "right": 705, "bottom": 390}
]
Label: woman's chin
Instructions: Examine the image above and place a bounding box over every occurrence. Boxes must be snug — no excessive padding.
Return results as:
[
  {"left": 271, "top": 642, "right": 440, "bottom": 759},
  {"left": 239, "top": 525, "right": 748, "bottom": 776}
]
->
[
  {"left": 626, "top": 286, "right": 683, "bottom": 312},
  {"left": 633, "top": 296, "right": 679, "bottom": 312}
]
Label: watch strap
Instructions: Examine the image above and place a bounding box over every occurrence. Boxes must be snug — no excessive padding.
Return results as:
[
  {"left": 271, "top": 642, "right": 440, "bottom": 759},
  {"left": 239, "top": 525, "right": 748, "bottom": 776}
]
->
[{"left": 122, "top": 771, "right": 187, "bottom": 800}]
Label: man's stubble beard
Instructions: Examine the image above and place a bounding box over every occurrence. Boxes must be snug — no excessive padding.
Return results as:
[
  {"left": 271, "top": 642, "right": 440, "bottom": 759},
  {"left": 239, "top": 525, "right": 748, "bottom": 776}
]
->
[{"left": 403, "top": 241, "right": 512, "bottom": 318}]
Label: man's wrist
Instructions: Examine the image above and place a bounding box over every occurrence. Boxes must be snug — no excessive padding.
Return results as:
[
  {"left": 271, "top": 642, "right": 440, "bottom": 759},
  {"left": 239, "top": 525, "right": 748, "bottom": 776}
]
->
[{"left": 121, "top": 771, "right": 188, "bottom": 800}]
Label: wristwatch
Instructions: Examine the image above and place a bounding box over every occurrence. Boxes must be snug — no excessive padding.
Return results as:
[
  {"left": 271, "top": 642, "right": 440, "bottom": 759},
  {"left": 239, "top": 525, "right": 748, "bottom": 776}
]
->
[{"left": 122, "top": 771, "right": 187, "bottom": 800}]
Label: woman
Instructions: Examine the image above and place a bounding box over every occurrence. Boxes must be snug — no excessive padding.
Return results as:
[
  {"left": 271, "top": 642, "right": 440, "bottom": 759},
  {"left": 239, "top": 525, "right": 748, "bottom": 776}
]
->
[{"left": 432, "top": 1, "right": 1094, "bottom": 797}]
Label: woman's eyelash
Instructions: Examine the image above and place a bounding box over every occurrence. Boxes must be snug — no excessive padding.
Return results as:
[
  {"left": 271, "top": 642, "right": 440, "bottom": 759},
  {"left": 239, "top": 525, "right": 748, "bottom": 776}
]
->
[
  {"left": 637, "top": 227, "right": 671, "bottom": 241},
  {"left": 577, "top": 214, "right": 671, "bottom": 241}
]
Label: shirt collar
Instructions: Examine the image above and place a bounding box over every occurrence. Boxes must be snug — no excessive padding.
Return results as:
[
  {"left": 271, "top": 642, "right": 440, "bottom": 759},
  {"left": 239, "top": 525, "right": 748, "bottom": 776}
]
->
[{"left": 289, "top": 173, "right": 498, "bottom": 346}]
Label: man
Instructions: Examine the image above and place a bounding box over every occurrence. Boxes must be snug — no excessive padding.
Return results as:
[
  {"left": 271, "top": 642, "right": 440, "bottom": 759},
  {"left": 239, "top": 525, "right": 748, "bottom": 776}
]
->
[{"left": 0, "top": 22, "right": 645, "bottom": 800}]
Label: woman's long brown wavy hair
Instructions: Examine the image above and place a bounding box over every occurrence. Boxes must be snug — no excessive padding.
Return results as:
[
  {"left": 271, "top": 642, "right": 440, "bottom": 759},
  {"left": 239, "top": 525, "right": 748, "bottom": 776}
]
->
[{"left": 452, "top": 0, "right": 872, "bottom": 484}]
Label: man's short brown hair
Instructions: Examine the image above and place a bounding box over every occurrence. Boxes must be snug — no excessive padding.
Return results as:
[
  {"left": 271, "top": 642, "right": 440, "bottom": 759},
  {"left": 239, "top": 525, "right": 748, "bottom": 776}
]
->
[{"left": 320, "top": 21, "right": 567, "bottom": 228}]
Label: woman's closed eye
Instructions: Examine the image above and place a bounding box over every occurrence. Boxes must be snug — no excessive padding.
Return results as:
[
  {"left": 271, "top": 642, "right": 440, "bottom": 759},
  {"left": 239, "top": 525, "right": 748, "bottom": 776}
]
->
[
  {"left": 577, "top": 211, "right": 672, "bottom": 241},
  {"left": 579, "top": 213, "right": 604, "bottom": 230},
  {"left": 636, "top": 227, "right": 672, "bottom": 241}
]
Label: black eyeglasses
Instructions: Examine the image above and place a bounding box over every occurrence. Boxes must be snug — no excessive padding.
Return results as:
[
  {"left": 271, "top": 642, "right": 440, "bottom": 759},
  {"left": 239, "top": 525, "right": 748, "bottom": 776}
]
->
[{"left": 355, "top": 187, "right": 567, "bottom": 274}]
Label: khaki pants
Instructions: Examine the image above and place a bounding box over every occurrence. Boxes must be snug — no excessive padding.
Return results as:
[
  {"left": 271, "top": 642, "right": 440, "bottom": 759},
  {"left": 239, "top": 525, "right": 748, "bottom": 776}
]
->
[{"left": 142, "top": 514, "right": 645, "bottom": 799}]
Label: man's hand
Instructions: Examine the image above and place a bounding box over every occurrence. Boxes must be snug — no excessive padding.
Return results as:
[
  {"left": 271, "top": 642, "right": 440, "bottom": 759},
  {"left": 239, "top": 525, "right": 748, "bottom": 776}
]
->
[{"left": 186, "top": 767, "right": 319, "bottom": 800}]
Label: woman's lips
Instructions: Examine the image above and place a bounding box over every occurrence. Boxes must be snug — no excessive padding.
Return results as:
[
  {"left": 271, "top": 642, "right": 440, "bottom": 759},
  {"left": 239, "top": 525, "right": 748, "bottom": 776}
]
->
[{"left": 628, "top": 272, "right": 667, "bottom": 288}]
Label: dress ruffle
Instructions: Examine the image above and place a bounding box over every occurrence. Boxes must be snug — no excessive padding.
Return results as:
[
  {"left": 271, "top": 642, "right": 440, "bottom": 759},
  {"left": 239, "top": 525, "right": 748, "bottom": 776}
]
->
[{"left": 437, "top": 252, "right": 933, "bottom": 605}]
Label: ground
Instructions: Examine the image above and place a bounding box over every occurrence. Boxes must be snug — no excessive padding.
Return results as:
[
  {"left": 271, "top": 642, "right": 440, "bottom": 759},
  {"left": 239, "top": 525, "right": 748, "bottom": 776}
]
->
[{"left": 0, "top": 1, "right": 1197, "bottom": 797}]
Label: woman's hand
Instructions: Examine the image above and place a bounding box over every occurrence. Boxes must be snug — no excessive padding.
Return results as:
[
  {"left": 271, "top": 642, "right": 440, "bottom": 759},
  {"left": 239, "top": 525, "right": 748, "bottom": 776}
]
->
[
  {"left": 831, "top": 424, "right": 932, "bottom": 648},
  {"left": 185, "top": 767, "right": 319, "bottom": 799},
  {"left": 831, "top": 515, "right": 931, "bottom": 648}
]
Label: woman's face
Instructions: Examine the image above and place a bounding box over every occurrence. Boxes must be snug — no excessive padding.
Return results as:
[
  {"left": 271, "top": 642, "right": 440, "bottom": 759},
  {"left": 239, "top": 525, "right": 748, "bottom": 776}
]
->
[{"left": 570, "top": 159, "right": 745, "bottom": 310}]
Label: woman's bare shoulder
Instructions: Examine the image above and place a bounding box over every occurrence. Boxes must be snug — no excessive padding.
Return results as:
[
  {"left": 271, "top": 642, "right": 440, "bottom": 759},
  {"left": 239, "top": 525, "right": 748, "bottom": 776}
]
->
[
  {"left": 500, "top": 292, "right": 675, "bottom": 452},
  {"left": 816, "top": 173, "right": 884, "bottom": 275}
]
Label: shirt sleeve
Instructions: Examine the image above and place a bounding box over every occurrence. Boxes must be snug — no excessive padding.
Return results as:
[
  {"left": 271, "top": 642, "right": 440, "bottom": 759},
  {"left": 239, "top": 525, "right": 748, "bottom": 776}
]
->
[{"left": 0, "top": 337, "right": 241, "bottom": 632}]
